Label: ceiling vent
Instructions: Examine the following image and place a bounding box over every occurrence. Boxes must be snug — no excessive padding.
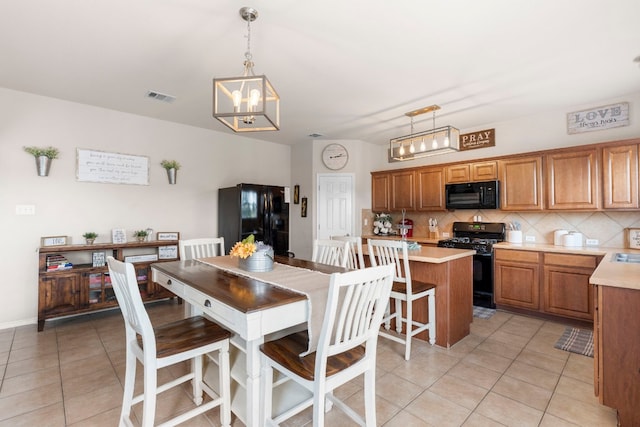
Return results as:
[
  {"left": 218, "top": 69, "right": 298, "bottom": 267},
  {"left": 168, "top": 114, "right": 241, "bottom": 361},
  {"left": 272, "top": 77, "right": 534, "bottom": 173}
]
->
[
  {"left": 146, "top": 91, "right": 176, "bottom": 103},
  {"left": 308, "top": 133, "right": 324, "bottom": 138}
]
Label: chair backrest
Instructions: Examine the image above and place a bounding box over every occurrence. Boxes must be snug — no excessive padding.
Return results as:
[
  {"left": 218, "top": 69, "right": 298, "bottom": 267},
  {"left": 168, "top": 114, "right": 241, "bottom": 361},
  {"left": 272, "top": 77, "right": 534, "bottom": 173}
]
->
[
  {"left": 316, "top": 264, "right": 394, "bottom": 364},
  {"left": 107, "top": 256, "right": 156, "bottom": 356},
  {"left": 179, "top": 237, "right": 225, "bottom": 260},
  {"left": 331, "top": 235, "right": 365, "bottom": 269},
  {"left": 311, "top": 239, "right": 349, "bottom": 268},
  {"left": 367, "top": 238, "right": 412, "bottom": 289}
]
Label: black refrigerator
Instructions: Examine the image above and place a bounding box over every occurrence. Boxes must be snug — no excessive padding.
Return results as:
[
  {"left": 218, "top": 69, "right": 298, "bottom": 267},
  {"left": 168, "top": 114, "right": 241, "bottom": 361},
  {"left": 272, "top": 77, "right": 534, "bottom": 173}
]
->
[{"left": 218, "top": 184, "right": 290, "bottom": 256}]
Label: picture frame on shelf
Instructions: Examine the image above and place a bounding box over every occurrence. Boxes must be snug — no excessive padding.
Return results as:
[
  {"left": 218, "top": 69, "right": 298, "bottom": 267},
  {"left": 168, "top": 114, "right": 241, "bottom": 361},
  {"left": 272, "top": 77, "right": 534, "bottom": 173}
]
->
[
  {"left": 92, "top": 252, "right": 106, "bottom": 267},
  {"left": 157, "top": 232, "right": 179, "bottom": 241},
  {"left": 158, "top": 245, "right": 179, "bottom": 259},
  {"left": 41, "top": 236, "right": 69, "bottom": 247},
  {"left": 112, "top": 228, "right": 127, "bottom": 244}
]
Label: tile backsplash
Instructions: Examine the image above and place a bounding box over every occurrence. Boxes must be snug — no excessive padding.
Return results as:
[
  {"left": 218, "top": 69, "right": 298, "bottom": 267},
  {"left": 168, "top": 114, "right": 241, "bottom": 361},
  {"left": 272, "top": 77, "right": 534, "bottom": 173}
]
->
[{"left": 361, "top": 209, "right": 640, "bottom": 248}]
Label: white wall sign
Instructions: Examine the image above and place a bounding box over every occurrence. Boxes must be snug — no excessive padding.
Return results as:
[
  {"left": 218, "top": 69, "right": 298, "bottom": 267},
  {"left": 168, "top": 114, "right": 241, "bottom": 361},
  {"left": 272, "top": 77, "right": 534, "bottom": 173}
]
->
[
  {"left": 76, "top": 148, "right": 149, "bottom": 185},
  {"left": 567, "top": 102, "right": 629, "bottom": 134}
]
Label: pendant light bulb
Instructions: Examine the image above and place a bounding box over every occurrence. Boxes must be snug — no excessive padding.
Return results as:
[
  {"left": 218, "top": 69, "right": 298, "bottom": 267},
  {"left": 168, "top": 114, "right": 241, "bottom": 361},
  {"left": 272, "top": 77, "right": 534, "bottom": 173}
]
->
[
  {"left": 409, "top": 141, "right": 415, "bottom": 153},
  {"left": 432, "top": 137, "right": 438, "bottom": 149},
  {"left": 249, "top": 89, "right": 260, "bottom": 110},
  {"left": 232, "top": 90, "right": 242, "bottom": 111},
  {"left": 399, "top": 144, "right": 405, "bottom": 156},
  {"left": 420, "top": 138, "right": 426, "bottom": 151}
]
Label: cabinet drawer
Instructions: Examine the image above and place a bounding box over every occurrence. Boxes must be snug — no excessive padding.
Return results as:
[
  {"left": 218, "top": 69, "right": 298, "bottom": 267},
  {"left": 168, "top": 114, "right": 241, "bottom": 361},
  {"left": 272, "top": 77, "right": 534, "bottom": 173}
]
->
[
  {"left": 544, "top": 253, "right": 597, "bottom": 269},
  {"left": 152, "top": 270, "right": 185, "bottom": 296},
  {"left": 495, "top": 249, "right": 540, "bottom": 263},
  {"left": 185, "top": 286, "right": 237, "bottom": 330}
]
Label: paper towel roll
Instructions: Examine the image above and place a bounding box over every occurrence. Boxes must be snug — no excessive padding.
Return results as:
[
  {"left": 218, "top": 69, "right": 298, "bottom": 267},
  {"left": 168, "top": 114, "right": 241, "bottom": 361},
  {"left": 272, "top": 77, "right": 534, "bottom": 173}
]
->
[
  {"left": 562, "top": 233, "right": 583, "bottom": 247},
  {"left": 554, "top": 229, "right": 569, "bottom": 246}
]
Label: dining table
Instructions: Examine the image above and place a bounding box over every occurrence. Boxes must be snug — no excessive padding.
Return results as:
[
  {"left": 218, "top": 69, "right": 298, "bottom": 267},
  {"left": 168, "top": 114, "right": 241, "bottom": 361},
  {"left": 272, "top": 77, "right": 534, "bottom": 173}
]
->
[{"left": 150, "top": 255, "right": 346, "bottom": 426}]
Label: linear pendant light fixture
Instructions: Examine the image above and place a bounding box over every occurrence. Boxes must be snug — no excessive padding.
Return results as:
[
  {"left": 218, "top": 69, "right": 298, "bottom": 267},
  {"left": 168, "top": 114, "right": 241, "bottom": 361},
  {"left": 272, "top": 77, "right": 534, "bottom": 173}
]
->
[
  {"left": 389, "top": 105, "right": 460, "bottom": 161},
  {"left": 212, "top": 7, "right": 280, "bottom": 132}
]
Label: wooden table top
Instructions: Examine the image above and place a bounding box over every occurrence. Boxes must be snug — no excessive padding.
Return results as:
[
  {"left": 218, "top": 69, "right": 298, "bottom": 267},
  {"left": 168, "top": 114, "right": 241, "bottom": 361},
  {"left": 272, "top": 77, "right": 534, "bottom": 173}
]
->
[{"left": 152, "top": 256, "right": 347, "bottom": 313}]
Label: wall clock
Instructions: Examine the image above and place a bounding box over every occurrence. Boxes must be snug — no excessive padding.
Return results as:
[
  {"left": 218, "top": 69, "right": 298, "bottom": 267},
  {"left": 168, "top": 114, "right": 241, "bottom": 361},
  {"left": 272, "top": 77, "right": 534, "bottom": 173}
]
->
[{"left": 321, "top": 143, "right": 349, "bottom": 170}]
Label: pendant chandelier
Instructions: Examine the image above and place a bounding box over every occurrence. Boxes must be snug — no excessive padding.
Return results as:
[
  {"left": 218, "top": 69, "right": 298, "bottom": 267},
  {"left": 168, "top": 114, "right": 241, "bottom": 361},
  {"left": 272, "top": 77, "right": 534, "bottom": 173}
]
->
[
  {"left": 212, "top": 7, "right": 280, "bottom": 132},
  {"left": 389, "top": 105, "right": 459, "bottom": 161}
]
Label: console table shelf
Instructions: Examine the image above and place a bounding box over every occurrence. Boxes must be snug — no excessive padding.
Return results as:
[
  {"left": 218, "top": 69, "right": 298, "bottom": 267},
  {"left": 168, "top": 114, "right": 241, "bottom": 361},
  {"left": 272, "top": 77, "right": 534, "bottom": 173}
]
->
[{"left": 37, "top": 239, "right": 180, "bottom": 331}]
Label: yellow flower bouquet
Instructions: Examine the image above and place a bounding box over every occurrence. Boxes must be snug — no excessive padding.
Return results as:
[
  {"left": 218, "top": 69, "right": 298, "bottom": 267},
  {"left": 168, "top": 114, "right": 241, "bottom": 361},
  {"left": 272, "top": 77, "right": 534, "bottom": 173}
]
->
[{"left": 230, "top": 234, "right": 257, "bottom": 259}]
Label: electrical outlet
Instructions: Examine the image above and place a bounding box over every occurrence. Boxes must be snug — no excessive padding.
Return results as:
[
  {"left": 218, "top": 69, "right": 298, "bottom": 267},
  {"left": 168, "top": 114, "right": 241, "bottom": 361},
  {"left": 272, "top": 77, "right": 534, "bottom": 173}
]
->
[
  {"left": 442, "top": 232, "right": 450, "bottom": 238},
  {"left": 364, "top": 218, "right": 368, "bottom": 226},
  {"left": 586, "top": 239, "right": 599, "bottom": 246},
  {"left": 16, "top": 204, "right": 35, "bottom": 215},
  {"left": 525, "top": 235, "right": 535, "bottom": 242}
]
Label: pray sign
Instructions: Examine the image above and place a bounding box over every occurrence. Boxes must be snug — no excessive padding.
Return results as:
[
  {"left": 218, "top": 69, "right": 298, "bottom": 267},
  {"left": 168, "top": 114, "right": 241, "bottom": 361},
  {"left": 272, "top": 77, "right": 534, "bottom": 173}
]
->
[{"left": 460, "top": 128, "right": 495, "bottom": 151}]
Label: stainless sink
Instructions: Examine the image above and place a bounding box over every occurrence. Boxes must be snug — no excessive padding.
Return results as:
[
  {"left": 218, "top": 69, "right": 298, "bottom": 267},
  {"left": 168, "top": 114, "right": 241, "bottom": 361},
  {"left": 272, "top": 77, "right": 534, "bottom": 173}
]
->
[{"left": 612, "top": 253, "right": 640, "bottom": 263}]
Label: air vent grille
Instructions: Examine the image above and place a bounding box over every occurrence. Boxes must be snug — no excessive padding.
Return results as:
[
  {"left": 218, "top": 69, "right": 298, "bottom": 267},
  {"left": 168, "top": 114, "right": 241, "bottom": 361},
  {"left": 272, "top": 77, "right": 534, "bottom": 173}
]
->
[{"left": 146, "top": 91, "right": 176, "bottom": 103}]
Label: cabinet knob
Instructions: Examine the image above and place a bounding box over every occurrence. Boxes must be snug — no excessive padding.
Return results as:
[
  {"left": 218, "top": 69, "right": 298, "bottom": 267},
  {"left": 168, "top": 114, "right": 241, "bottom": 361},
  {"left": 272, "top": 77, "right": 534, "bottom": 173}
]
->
[
  {"left": 204, "top": 299, "right": 211, "bottom": 308},
  {"left": 166, "top": 279, "right": 172, "bottom": 286}
]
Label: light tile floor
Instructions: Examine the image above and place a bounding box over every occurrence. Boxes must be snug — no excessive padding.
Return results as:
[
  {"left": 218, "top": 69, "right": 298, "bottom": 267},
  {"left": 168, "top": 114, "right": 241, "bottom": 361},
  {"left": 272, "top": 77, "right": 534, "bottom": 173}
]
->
[{"left": 0, "top": 300, "right": 618, "bottom": 426}]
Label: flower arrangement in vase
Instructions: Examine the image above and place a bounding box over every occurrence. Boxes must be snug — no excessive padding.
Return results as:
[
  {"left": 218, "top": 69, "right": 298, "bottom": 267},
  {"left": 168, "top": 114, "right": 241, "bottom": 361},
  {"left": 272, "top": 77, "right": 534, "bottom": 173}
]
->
[
  {"left": 24, "top": 146, "right": 60, "bottom": 176},
  {"left": 230, "top": 234, "right": 274, "bottom": 272},
  {"left": 373, "top": 212, "right": 393, "bottom": 235}
]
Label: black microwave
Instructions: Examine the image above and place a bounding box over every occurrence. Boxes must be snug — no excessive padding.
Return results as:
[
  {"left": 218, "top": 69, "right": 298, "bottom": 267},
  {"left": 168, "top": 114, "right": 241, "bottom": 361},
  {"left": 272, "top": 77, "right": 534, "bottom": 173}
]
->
[{"left": 445, "top": 180, "right": 500, "bottom": 210}]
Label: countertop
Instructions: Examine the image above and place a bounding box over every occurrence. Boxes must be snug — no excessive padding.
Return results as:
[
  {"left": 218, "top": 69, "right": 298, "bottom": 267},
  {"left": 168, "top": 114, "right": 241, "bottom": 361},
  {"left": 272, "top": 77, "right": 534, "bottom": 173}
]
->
[
  {"left": 362, "top": 240, "right": 475, "bottom": 264},
  {"left": 362, "top": 234, "right": 441, "bottom": 246},
  {"left": 495, "top": 242, "right": 640, "bottom": 291}
]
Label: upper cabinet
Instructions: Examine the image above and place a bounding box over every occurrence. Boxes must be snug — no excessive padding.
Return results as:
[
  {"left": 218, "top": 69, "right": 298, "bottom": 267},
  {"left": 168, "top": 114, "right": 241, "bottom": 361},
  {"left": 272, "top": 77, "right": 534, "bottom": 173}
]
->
[
  {"left": 602, "top": 143, "right": 639, "bottom": 209},
  {"left": 371, "top": 172, "right": 390, "bottom": 212},
  {"left": 499, "top": 156, "right": 544, "bottom": 211},
  {"left": 445, "top": 161, "right": 497, "bottom": 183},
  {"left": 545, "top": 148, "right": 599, "bottom": 210},
  {"left": 415, "top": 167, "right": 446, "bottom": 211},
  {"left": 390, "top": 169, "right": 415, "bottom": 211}
]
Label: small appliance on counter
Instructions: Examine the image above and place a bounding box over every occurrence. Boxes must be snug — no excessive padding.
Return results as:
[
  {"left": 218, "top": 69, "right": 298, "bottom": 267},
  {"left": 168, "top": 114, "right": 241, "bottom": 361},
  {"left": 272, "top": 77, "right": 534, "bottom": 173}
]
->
[
  {"left": 398, "top": 218, "right": 413, "bottom": 238},
  {"left": 554, "top": 229, "right": 569, "bottom": 245},
  {"left": 562, "top": 232, "right": 583, "bottom": 247}
]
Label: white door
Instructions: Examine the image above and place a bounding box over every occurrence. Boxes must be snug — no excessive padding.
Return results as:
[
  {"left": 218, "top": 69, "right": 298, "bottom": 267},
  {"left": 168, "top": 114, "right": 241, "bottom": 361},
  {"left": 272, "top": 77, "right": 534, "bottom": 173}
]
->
[{"left": 317, "top": 174, "right": 354, "bottom": 239}]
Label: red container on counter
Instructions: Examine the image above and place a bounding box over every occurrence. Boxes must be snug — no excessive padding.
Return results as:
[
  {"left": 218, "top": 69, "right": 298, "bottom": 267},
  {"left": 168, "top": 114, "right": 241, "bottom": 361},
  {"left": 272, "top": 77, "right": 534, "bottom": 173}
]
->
[{"left": 398, "top": 218, "right": 413, "bottom": 238}]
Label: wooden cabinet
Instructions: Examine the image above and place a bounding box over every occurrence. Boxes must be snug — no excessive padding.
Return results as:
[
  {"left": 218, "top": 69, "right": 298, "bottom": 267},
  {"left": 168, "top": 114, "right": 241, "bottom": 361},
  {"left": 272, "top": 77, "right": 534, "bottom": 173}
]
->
[
  {"left": 371, "top": 172, "right": 390, "bottom": 211},
  {"left": 602, "top": 143, "right": 639, "bottom": 209},
  {"left": 38, "top": 240, "right": 180, "bottom": 331},
  {"left": 445, "top": 161, "right": 497, "bottom": 183},
  {"left": 494, "top": 249, "right": 540, "bottom": 309},
  {"left": 542, "top": 253, "right": 599, "bottom": 321},
  {"left": 415, "top": 167, "right": 446, "bottom": 211},
  {"left": 390, "top": 169, "right": 415, "bottom": 211},
  {"left": 546, "top": 148, "right": 600, "bottom": 210},
  {"left": 594, "top": 285, "right": 640, "bottom": 426},
  {"left": 499, "top": 156, "right": 544, "bottom": 211}
]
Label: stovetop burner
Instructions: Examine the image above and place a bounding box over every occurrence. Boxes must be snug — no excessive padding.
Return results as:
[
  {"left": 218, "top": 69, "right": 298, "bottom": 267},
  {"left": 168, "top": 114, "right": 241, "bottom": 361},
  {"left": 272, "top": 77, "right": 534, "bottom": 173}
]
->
[{"left": 437, "top": 222, "right": 506, "bottom": 255}]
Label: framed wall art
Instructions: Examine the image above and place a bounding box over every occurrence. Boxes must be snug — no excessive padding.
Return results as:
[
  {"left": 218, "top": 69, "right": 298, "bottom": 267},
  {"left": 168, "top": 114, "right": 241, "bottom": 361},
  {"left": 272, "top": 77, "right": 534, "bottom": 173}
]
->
[
  {"left": 112, "top": 228, "right": 127, "bottom": 244},
  {"left": 76, "top": 148, "right": 149, "bottom": 185},
  {"left": 158, "top": 245, "right": 179, "bottom": 259},
  {"left": 157, "top": 232, "right": 180, "bottom": 241},
  {"left": 293, "top": 185, "right": 300, "bottom": 204},
  {"left": 301, "top": 197, "right": 308, "bottom": 217},
  {"left": 41, "top": 236, "right": 69, "bottom": 247}
]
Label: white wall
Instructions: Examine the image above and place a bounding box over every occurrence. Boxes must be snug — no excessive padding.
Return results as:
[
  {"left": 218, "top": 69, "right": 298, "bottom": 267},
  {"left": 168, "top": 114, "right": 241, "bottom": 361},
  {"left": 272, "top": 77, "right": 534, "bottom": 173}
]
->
[{"left": 0, "top": 88, "right": 290, "bottom": 328}]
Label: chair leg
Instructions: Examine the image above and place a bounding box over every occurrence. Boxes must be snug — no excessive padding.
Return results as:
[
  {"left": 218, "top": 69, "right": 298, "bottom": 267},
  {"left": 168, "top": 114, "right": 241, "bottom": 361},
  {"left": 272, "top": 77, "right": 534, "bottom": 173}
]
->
[
  {"left": 364, "top": 365, "right": 377, "bottom": 426},
  {"left": 395, "top": 297, "right": 402, "bottom": 333},
  {"left": 142, "top": 361, "right": 158, "bottom": 427},
  {"left": 428, "top": 290, "right": 436, "bottom": 345},
  {"left": 312, "top": 381, "right": 326, "bottom": 427},
  {"left": 219, "top": 343, "right": 231, "bottom": 427},
  {"left": 121, "top": 350, "right": 137, "bottom": 425},
  {"left": 383, "top": 301, "right": 391, "bottom": 330},
  {"left": 405, "top": 299, "right": 412, "bottom": 361}
]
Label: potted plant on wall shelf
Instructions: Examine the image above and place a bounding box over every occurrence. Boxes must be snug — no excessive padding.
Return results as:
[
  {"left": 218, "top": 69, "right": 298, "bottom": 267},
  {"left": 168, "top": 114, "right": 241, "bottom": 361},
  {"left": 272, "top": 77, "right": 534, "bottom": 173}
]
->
[
  {"left": 160, "top": 159, "right": 181, "bottom": 185},
  {"left": 24, "top": 146, "right": 60, "bottom": 177},
  {"left": 82, "top": 232, "right": 98, "bottom": 245},
  {"left": 133, "top": 230, "right": 149, "bottom": 242}
]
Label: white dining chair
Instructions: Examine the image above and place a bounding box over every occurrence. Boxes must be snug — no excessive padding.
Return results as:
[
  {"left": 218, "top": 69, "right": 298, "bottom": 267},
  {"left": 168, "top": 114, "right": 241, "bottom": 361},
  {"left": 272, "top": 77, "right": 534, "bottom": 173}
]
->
[
  {"left": 311, "top": 239, "right": 349, "bottom": 268},
  {"left": 107, "top": 256, "right": 232, "bottom": 427},
  {"left": 331, "top": 235, "right": 365, "bottom": 269},
  {"left": 179, "top": 237, "right": 225, "bottom": 260},
  {"left": 260, "top": 263, "right": 395, "bottom": 426},
  {"left": 367, "top": 238, "right": 436, "bottom": 360}
]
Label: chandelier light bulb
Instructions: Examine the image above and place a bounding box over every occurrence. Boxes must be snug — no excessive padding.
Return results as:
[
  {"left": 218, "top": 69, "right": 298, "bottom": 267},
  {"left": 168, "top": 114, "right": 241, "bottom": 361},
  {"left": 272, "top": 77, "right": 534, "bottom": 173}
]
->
[
  {"left": 249, "top": 89, "right": 260, "bottom": 110},
  {"left": 409, "top": 141, "right": 415, "bottom": 153},
  {"left": 444, "top": 135, "right": 450, "bottom": 147},
  {"left": 399, "top": 144, "right": 405, "bottom": 156},
  {"left": 420, "top": 139, "right": 426, "bottom": 151},
  {"left": 432, "top": 137, "right": 438, "bottom": 150},
  {"left": 231, "top": 90, "right": 242, "bottom": 111}
]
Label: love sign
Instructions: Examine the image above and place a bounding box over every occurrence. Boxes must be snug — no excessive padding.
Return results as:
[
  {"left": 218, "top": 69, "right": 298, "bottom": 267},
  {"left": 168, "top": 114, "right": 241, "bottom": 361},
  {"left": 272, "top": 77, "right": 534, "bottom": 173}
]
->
[{"left": 567, "top": 102, "right": 629, "bottom": 134}]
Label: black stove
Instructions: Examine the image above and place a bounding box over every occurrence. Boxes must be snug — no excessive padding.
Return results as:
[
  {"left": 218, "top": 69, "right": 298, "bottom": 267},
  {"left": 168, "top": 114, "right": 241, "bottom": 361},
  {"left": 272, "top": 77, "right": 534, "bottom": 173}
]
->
[{"left": 437, "top": 222, "right": 506, "bottom": 308}]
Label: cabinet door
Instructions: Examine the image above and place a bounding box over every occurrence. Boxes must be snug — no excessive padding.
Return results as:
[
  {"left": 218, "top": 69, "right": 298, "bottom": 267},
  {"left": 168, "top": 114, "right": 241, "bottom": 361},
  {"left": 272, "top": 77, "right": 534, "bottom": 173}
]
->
[
  {"left": 494, "top": 249, "right": 540, "bottom": 309},
  {"left": 83, "top": 271, "right": 117, "bottom": 307},
  {"left": 546, "top": 148, "right": 599, "bottom": 210},
  {"left": 499, "top": 156, "right": 544, "bottom": 211},
  {"left": 390, "top": 170, "right": 415, "bottom": 210},
  {"left": 543, "top": 265, "right": 594, "bottom": 320},
  {"left": 471, "top": 161, "right": 498, "bottom": 181},
  {"left": 602, "top": 144, "right": 639, "bottom": 209},
  {"left": 415, "top": 167, "right": 446, "bottom": 211},
  {"left": 39, "top": 274, "right": 80, "bottom": 316},
  {"left": 446, "top": 164, "right": 470, "bottom": 183},
  {"left": 371, "top": 173, "right": 390, "bottom": 211}
]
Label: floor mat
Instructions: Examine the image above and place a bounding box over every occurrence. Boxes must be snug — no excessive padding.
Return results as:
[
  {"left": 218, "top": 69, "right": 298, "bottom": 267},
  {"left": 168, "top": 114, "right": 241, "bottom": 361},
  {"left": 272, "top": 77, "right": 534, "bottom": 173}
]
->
[
  {"left": 473, "top": 306, "right": 496, "bottom": 319},
  {"left": 554, "top": 327, "right": 594, "bottom": 357}
]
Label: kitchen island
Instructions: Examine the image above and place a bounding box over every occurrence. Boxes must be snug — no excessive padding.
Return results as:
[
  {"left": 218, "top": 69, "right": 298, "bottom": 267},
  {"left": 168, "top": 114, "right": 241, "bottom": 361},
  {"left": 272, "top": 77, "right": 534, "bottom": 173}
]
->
[{"left": 363, "top": 242, "right": 475, "bottom": 348}]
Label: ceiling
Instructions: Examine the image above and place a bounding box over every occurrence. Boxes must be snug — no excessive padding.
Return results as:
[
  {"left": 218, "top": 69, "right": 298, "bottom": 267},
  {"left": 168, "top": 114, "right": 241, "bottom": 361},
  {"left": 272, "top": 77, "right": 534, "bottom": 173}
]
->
[{"left": 2, "top": 0, "right": 639, "bottom": 147}]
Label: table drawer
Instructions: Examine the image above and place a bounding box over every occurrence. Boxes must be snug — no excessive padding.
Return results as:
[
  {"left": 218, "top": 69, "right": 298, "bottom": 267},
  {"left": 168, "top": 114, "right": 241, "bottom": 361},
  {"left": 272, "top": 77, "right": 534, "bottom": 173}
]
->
[
  {"left": 185, "top": 285, "right": 238, "bottom": 330},
  {"left": 152, "top": 270, "right": 185, "bottom": 296}
]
